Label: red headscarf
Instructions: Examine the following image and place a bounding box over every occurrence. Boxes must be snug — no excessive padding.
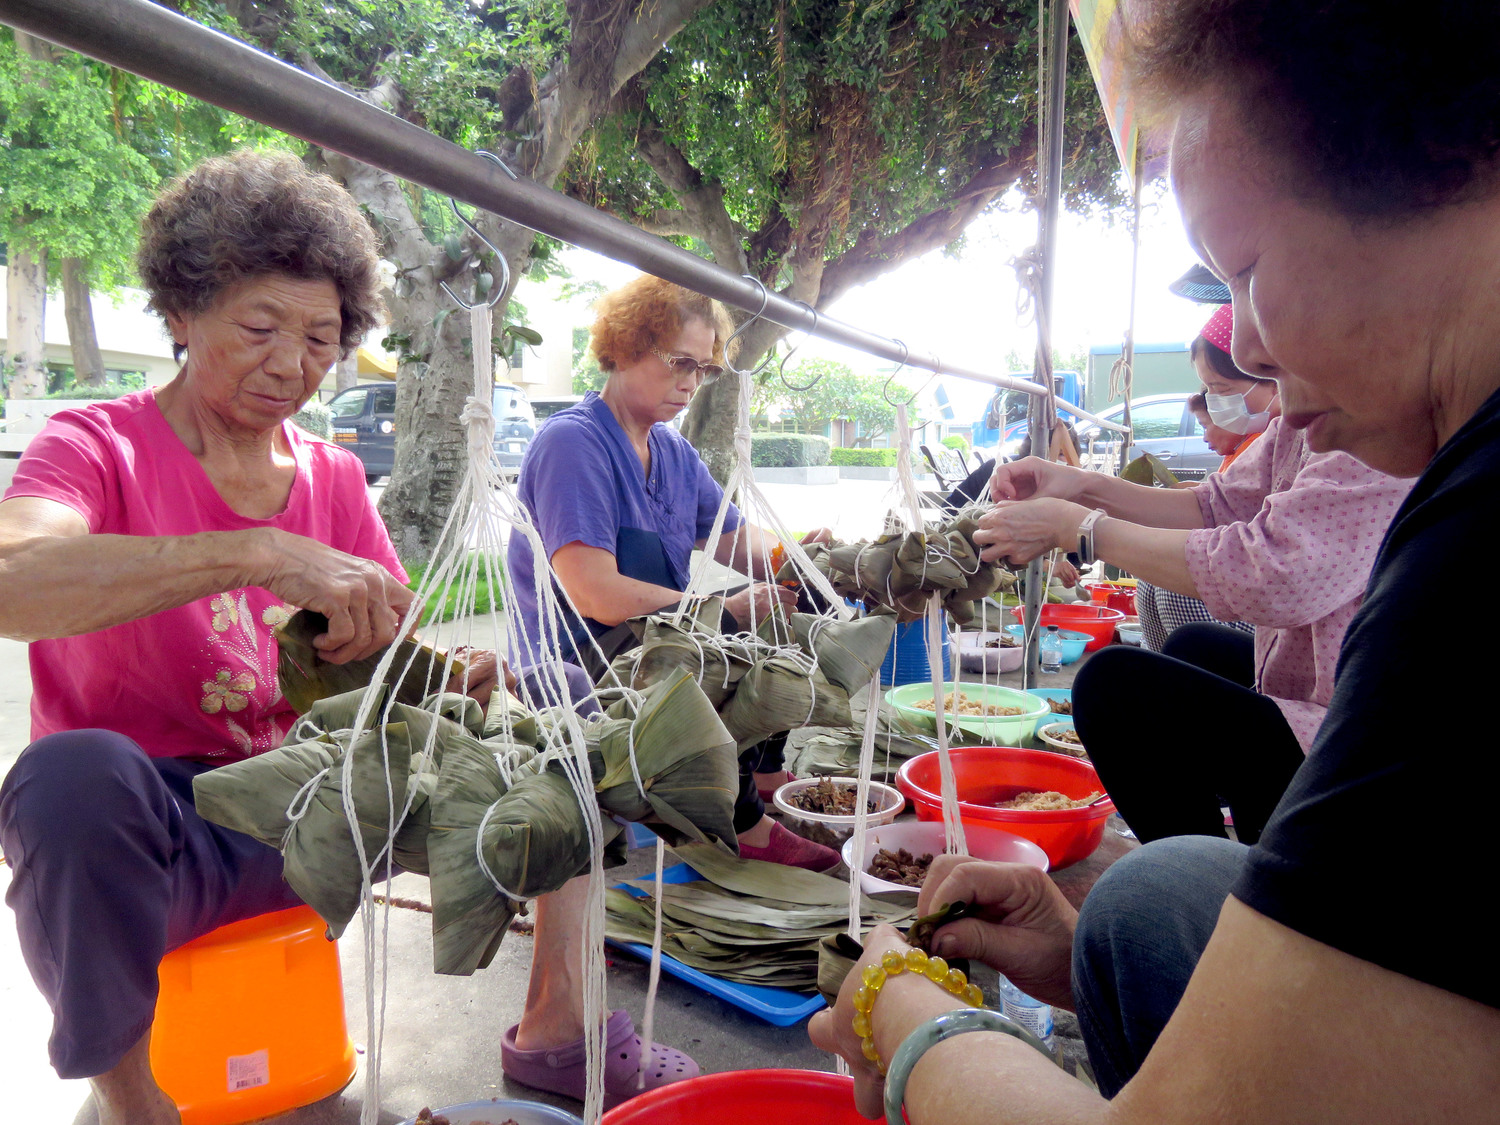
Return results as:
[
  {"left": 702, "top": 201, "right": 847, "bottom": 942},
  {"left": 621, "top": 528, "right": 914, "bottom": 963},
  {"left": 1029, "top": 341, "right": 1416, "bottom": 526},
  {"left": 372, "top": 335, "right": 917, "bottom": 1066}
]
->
[{"left": 1200, "top": 303, "right": 1233, "bottom": 352}]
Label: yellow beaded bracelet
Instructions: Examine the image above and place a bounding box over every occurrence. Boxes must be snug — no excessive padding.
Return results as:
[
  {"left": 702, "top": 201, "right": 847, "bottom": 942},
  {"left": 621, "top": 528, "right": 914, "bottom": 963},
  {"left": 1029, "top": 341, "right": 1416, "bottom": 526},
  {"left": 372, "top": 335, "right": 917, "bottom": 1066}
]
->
[{"left": 851, "top": 946, "right": 986, "bottom": 1074}]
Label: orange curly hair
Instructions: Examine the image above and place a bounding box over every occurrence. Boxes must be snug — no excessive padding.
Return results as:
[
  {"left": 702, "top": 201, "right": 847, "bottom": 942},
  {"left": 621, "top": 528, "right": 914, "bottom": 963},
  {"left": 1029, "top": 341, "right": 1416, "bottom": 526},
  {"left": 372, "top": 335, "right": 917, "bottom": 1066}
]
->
[{"left": 590, "top": 275, "right": 734, "bottom": 373}]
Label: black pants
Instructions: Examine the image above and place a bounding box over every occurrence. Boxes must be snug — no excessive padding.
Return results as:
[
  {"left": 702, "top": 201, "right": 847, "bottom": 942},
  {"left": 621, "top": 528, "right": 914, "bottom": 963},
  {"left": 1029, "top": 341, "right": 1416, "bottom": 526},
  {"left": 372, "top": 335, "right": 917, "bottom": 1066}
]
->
[{"left": 1073, "top": 623, "right": 1305, "bottom": 846}]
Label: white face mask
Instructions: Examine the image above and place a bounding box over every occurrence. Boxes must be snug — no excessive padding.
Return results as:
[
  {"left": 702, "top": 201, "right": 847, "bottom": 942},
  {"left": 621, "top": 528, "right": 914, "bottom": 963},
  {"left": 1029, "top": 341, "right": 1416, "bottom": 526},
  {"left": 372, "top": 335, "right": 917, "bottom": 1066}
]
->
[{"left": 1205, "top": 391, "right": 1271, "bottom": 436}]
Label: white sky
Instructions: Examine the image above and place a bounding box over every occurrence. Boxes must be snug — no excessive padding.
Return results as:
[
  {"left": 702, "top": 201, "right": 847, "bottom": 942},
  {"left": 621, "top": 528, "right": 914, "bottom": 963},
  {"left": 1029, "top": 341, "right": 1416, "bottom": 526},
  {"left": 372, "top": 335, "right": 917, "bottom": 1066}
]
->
[{"left": 557, "top": 178, "right": 1216, "bottom": 400}]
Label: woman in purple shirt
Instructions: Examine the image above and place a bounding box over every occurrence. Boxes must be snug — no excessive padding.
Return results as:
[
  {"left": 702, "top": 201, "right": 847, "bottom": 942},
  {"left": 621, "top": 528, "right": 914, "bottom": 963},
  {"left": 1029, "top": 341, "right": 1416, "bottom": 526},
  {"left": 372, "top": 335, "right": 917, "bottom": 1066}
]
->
[{"left": 506, "top": 274, "right": 840, "bottom": 874}]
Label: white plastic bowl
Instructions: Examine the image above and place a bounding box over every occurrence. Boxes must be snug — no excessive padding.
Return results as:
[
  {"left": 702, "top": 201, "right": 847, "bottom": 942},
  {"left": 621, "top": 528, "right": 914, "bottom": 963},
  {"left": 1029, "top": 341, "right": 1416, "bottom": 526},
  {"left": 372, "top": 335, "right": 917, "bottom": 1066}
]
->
[
  {"left": 772, "top": 777, "right": 904, "bottom": 849},
  {"left": 399, "top": 1099, "right": 584, "bottom": 1125},
  {"left": 1036, "top": 721, "right": 1087, "bottom": 758},
  {"left": 951, "top": 630, "right": 1025, "bottom": 674},
  {"left": 842, "top": 819, "right": 1049, "bottom": 895}
]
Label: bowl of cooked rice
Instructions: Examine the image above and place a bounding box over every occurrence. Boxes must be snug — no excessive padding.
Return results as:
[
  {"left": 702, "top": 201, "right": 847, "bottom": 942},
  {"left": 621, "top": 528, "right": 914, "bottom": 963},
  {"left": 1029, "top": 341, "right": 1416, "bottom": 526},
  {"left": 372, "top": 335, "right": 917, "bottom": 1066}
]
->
[
  {"left": 884, "top": 682, "right": 1051, "bottom": 746},
  {"left": 896, "top": 745, "right": 1115, "bottom": 868}
]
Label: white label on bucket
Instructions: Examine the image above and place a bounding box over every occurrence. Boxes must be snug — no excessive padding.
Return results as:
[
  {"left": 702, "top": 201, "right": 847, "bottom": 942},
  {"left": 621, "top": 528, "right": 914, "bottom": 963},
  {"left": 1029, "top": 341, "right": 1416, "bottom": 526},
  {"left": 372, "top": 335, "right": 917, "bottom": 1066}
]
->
[{"left": 227, "top": 1049, "right": 270, "bottom": 1092}]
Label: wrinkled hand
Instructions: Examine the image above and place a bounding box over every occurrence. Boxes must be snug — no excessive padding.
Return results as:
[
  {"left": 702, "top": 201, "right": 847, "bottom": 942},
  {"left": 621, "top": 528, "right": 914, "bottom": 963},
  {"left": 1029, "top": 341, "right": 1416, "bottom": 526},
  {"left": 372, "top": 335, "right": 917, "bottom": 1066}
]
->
[
  {"left": 1051, "top": 555, "right": 1080, "bottom": 589},
  {"left": 989, "top": 456, "right": 1088, "bottom": 503},
  {"left": 722, "top": 582, "right": 797, "bottom": 629},
  {"left": 917, "top": 855, "right": 1079, "bottom": 1009},
  {"left": 260, "top": 530, "right": 415, "bottom": 665},
  {"left": 446, "top": 647, "right": 504, "bottom": 709},
  {"left": 972, "top": 499, "right": 1089, "bottom": 566},
  {"left": 808, "top": 923, "right": 912, "bottom": 1119}
]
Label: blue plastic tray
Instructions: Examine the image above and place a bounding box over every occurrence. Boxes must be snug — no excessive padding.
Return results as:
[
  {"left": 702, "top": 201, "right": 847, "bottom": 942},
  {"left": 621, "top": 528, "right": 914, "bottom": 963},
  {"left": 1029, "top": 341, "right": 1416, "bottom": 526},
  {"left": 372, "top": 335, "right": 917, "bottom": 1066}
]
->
[
  {"left": 1023, "top": 688, "right": 1074, "bottom": 743},
  {"left": 607, "top": 862, "right": 827, "bottom": 1027}
]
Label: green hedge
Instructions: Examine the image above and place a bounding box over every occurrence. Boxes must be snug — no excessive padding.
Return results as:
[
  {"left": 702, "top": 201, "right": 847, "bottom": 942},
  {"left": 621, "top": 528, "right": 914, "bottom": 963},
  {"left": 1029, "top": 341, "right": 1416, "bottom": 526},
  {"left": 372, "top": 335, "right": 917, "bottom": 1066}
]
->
[
  {"left": 750, "top": 432, "right": 831, "bottom": 468},
  {"left": 830, "top": 447, "right": 899, "bottom": 467},
  {"left": 942, "top": 434, "right": 972, "bottom": 455},
  {"left": 292, "top": 401, "right": 334, "bottom": 439}
]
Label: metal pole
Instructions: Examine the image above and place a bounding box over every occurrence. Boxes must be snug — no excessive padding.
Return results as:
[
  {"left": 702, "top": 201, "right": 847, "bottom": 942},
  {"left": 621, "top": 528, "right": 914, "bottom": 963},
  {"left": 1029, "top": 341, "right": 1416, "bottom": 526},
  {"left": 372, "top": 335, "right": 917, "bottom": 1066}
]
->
[
  {"left": 1022, "top": 0, "right": 1070, "bottom": 688},
  {"left": 0, "top": 0, "right": 1131, "bottom": 434},
  {"left": 1117, "top": 160, "right": 1144, "bottom": 476}
]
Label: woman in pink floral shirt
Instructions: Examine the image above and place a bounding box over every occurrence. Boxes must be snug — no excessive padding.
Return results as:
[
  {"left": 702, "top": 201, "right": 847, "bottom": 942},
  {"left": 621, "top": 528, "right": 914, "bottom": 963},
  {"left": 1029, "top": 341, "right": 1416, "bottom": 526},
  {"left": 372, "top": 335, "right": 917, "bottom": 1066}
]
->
[{"left": 974, "top": 404, "right": 1409, "bottom": 844}]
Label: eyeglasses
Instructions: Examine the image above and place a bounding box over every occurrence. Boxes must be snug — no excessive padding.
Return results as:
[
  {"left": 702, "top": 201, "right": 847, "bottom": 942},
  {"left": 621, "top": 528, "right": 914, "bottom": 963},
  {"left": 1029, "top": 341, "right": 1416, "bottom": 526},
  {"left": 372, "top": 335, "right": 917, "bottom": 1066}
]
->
[{"left": 650, "top": 345, "right": 724, "bottom": 385}]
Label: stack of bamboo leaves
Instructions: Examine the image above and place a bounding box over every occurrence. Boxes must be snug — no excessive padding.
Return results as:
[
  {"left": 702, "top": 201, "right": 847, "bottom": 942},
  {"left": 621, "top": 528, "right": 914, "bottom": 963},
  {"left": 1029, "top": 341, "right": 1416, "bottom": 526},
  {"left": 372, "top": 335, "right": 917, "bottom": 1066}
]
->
[
  {"left": 604, "top": 843, "right": 917, "bottom": 991},
  {"left": 609, "top": 605, "right": 897, "bottom": 753},
  {"left": 777, "top": 515, "right": 1018, "bottom": 626},
  {"left": 195, "top": 613, "right": 741, "bottom": 975}
]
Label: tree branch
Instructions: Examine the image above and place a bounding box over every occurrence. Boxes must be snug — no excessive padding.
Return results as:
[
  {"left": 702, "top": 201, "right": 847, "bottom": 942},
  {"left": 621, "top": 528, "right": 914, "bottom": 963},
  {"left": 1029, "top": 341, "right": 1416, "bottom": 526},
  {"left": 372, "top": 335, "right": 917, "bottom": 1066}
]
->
[
  {"left": 618, "top": 80, "right": 749, "bottom": 273},
  {"left": 816, "top": 148, "right": 1034, "bottom": 309}
]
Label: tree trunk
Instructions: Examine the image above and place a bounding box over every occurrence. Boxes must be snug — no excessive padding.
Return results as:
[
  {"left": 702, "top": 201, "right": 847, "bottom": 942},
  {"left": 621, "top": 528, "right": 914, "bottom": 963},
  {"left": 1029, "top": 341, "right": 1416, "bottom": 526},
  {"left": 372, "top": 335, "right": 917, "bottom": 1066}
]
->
[
  {"left": 61, "top": 258, "right": 107, "bottom": 387},
  {"left": 5, "top": 243, "right": 49, "bottom": 400},
  {"left": 335, "top": 351, "right": 359, "bottom": 392}
]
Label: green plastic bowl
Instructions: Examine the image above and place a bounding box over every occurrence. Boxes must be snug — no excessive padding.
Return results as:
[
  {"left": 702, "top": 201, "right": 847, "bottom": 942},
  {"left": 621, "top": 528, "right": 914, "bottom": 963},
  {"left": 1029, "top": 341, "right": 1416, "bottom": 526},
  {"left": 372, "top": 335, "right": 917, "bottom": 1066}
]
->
[{"left": 884, "top": 681, "right": 1051, "bottom": 746}]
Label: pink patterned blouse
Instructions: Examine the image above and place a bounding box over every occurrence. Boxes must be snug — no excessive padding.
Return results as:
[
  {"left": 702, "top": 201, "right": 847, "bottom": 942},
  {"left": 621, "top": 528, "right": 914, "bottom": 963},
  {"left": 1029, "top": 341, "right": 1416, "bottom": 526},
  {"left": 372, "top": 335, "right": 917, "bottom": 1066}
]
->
[
  {"left": 5, "top": 391, "right": 406, "bottom": 763},
  {"left": 1184, "top": 417, "right": 1411, "bottom": 751}
]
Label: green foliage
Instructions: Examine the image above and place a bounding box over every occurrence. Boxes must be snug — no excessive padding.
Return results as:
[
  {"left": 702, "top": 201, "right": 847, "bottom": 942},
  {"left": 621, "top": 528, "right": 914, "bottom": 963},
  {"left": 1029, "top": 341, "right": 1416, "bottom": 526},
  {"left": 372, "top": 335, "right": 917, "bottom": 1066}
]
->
[
  {"left": 42, "top": 370, "right": 146, "bottom": 399},
  {"left": 829, "top": 446, "right": 899, "bottom": 467},
  {"left": 0, "top": 36, "right": 156, "bottom": 284},
  {"left": 292, "top": 400, "right": 334, "bottom": 439},
  {"left": 404, "top": 553, "right": 506, "bottom": 624},
  {"left": 750, "top": 432, "right": 831, "bottom": 468},
  {"left": 767, "top": 362, "right": 912, "bottom": 442},
  {"left": 0, "top": 30, "right": 268, "bottom": 289},
  {"left": 942, "top": 434, "right": 971, "bottom": 455},
  {"left": 573, "top": 0, "right": 1122, "bottom": 282}
]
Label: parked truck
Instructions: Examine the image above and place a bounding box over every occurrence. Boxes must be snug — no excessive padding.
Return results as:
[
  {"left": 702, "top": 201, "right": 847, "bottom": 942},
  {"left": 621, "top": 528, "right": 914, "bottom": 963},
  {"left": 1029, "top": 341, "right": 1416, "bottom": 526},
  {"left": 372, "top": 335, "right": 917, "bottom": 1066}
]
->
[{"left": 970, "top": 370, "right": 1084, "bottom": 460}]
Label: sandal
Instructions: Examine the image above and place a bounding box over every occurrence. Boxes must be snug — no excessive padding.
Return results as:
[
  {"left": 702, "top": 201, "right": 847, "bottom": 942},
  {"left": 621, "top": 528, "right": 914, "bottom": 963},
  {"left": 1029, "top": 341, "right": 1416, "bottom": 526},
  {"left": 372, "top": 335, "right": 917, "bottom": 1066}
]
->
[{"left": 501, "top": 1008, "right": 698, "bottom": 1108}]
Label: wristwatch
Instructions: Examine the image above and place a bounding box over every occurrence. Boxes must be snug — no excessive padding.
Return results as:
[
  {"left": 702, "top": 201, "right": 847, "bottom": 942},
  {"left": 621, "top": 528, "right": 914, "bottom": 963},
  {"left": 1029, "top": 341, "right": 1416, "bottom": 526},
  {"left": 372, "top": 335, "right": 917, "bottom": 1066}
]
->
[{"left": 1076, "top": 507, "right": 1108, "bottom": 566}]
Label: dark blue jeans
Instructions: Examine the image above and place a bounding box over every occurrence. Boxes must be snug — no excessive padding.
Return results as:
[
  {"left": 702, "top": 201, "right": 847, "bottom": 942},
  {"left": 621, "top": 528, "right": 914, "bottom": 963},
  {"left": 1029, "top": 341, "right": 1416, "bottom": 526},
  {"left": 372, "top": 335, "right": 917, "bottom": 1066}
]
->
[
  {"left": 1072, "top": 835, "right": 1247, "bottom": 1096},
  {"left": 0, "top": 730, "right": 305, "bottom": 1078}
]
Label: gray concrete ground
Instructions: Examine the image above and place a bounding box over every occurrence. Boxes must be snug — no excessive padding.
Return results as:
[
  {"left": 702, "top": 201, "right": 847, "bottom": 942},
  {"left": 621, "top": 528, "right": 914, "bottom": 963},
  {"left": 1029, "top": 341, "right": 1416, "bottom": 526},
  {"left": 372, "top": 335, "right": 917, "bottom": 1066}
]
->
[{"left": 0, "top": 474, "right": 1109, "bottom": 1123}]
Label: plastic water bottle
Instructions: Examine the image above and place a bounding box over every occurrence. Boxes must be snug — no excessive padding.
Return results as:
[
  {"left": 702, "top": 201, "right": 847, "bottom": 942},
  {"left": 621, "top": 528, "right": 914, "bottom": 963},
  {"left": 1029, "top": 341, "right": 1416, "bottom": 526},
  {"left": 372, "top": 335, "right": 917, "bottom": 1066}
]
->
[
  {"left": 997, "top": 974, "right": 1055, "bottom": 1050},
  {"left": 1039, "top": 625, "right": 1063, "bottom": 674}
]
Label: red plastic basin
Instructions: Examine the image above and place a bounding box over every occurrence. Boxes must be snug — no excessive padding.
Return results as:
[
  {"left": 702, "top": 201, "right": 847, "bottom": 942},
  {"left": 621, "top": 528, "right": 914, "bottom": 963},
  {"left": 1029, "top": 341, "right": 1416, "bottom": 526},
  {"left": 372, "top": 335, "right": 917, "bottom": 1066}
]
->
[
  {"left": 1010, "top": 603, "right": 1126, "bottom": 651},
  {"left": 601, "top": 1069, "right": 865, "bottom": 1125},
  {"left": 896, "top": 746, "right": 1115, "bottom": 869},
  {"left": 1084, "top": 581, "right": 1138, "bottom": 615}
]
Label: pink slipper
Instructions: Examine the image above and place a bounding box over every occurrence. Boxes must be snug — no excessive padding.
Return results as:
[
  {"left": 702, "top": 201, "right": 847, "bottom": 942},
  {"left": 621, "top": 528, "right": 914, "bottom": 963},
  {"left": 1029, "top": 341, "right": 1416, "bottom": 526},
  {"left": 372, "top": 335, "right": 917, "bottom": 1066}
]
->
[
  {"left": 501, "top": 1009, "right": 698, "bottom": 1108},
  {"left": 738, "top": 820, "right": 842, "bottom": 873},
  {"left": 756, "top": 769, "right": 797, "bottom": 803}
]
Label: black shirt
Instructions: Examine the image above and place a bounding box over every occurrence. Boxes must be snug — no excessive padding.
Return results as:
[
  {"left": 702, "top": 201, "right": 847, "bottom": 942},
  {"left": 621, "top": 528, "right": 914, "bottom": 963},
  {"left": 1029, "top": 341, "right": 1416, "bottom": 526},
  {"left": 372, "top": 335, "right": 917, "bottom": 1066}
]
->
[{"left": 1232, "top": 387, "right": 1500, "bottom": 1008}]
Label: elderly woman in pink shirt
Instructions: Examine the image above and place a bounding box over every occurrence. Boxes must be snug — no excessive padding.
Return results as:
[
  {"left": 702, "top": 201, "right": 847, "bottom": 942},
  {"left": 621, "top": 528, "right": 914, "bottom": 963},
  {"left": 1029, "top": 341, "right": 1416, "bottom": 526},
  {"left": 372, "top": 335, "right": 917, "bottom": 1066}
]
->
[{"left": 973, "top": 404, "right": 1409, "bottom": 844}]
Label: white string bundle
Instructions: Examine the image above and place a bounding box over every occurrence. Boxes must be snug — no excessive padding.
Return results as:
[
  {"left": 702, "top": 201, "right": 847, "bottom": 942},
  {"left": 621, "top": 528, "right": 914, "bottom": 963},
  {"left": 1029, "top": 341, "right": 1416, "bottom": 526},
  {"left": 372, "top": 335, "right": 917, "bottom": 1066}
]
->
[{"left": 331, "top": 300, "right": 625, "bottom": 1125}]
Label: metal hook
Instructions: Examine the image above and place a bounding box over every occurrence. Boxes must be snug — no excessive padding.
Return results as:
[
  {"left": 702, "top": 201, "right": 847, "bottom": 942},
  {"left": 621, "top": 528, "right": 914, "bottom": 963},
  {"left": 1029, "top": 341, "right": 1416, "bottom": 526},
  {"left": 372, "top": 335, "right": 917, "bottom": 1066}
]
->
[
  {"left": 885, "top": 342, "right": 940, "bottom": 410},
  {"left": 725, "top": 275, "right": 774, "bottom": 378},
  {"left": 438, "top": 152, "right": 519, "bottom": 310},
  {"left": 777, "top": 301, "right": 824, "bottom": 391},
  {"left": 880, "top": 339, "right": 912, "bottom": 406}
]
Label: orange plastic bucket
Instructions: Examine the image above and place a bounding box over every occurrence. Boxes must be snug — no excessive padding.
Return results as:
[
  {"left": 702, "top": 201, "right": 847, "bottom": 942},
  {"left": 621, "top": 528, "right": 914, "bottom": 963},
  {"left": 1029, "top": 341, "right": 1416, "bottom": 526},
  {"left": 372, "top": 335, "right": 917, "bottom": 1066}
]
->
[
  {"left": 151, "top": 905, "right": 355, "bottom": 1125},
  {"left": 601, "top": 1069, "right": 866, "bottom": 1125}
]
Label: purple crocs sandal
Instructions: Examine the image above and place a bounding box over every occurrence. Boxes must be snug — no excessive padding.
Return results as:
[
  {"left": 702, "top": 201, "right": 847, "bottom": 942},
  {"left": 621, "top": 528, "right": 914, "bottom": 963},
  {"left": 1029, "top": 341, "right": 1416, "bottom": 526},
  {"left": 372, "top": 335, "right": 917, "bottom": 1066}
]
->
[{"left": 501, "top": 1008, "right": 699, "bottom": 1108}]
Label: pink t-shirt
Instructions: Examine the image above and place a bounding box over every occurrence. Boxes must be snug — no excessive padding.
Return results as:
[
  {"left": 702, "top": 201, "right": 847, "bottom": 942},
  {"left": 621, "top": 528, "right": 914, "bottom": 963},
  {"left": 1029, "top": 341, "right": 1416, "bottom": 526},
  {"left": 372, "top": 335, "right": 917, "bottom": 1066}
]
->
[
  {"left": 1184, "top": 417, "right": 1410, "bottom": 751},
  {"left": 5, "top": 391, "right": 407, "bottom": 763}
]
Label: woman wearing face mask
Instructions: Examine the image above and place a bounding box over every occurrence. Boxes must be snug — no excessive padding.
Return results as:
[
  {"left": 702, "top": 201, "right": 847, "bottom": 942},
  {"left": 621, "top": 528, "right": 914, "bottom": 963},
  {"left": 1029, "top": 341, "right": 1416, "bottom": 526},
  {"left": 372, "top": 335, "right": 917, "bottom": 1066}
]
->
[
  {"left": 972, "top": 307, "right": 1410, "bottom": 845},
  {"left": 1195, "top": 304, "right": 1277, "bottom": 468},
  {"left": 1136, "top": 308, "right": 1270, "bottom": 650}
]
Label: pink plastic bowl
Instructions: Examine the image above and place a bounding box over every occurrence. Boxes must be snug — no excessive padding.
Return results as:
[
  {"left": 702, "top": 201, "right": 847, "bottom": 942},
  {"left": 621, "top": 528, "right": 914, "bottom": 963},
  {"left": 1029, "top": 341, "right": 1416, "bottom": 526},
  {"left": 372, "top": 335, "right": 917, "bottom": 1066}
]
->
[
  {"left": 1009, "top": 603, "right": 1126, "bottom": 651},
  {"left": 896, "top": 745, "right": 1115, "bottom": 869}
]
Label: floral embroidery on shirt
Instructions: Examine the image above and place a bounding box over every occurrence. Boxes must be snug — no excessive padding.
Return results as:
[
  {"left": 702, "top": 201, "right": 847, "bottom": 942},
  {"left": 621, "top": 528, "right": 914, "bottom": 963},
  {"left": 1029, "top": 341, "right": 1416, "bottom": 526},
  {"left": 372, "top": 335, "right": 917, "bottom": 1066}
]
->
[
  {"left": 197, "top": 592, "right": 299, "bottom": 756},
  {"left": 201, "top": 668, "right": 256, "bottom": 713},
  {"left": 210, "top": 593, "right": 240, "bottom": 633},
  {"left": 261, "top": 603, "right": 294, "bottom": 630}
]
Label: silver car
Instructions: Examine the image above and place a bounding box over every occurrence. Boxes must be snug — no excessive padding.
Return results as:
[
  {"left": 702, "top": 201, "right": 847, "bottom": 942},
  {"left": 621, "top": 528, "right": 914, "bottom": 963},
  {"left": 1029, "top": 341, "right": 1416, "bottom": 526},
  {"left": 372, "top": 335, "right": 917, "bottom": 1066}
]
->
[{"left": 1075, "top": 393, "right": 1221, "bottom": 481}]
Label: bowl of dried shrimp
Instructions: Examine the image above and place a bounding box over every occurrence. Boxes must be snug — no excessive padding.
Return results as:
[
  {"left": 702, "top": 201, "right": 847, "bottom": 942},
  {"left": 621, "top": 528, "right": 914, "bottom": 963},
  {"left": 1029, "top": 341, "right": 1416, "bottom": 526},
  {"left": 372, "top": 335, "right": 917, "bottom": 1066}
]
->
[
  {"left": 771, "top": 776, "right": 905, "bottom": 849},
  {"left": 884, "top": 681, "right": 1051, "bottom": 746},
  {"left": 896, "top": 745, "right": 1115, "bottom": 868},
  {"left": 842, "top": 818, "right": 1049, "bottom": 895}
]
